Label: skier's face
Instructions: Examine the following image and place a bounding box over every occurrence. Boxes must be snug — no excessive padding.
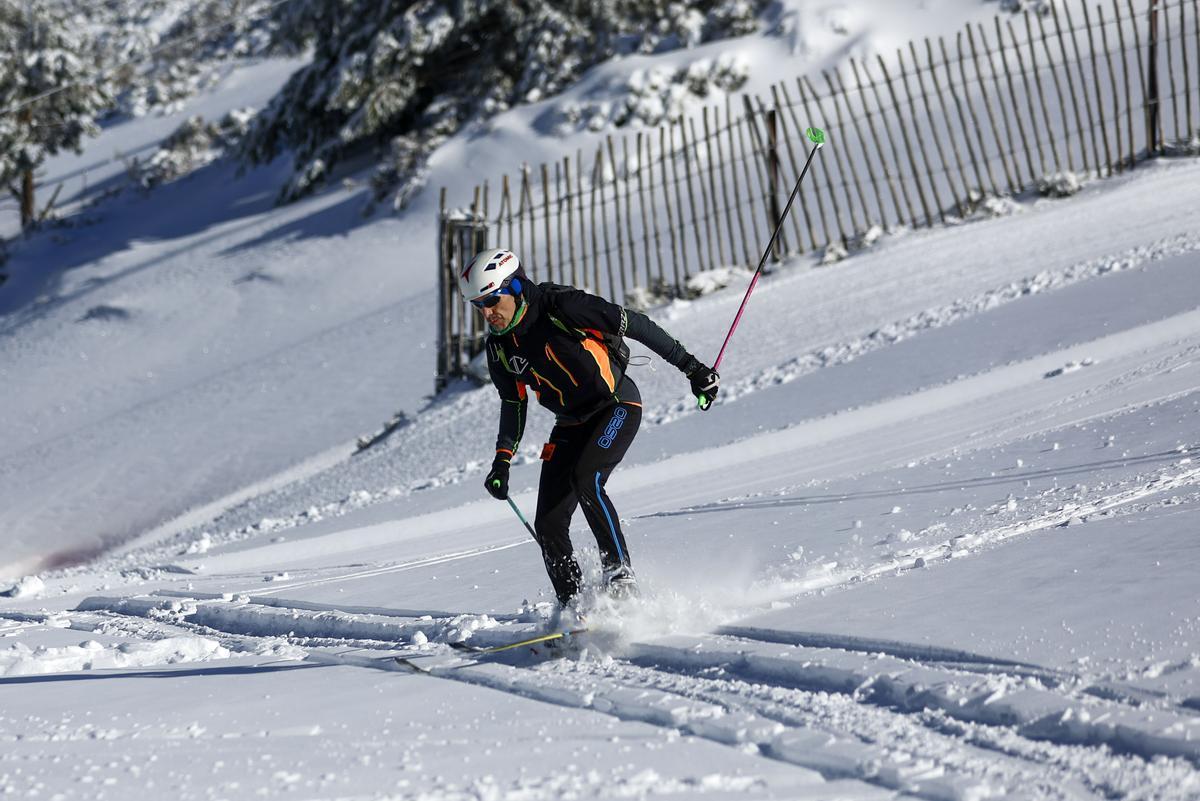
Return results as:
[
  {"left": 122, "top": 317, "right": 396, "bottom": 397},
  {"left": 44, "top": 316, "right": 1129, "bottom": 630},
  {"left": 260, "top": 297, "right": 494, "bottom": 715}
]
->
[{"left": 481, "top": 292, "right": 518, "bottom": 330}]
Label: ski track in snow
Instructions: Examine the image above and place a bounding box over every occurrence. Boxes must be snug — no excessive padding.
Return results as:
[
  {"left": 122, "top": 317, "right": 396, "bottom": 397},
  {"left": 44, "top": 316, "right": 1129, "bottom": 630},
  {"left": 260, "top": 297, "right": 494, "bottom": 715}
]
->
[
  {"left": 5, "top": 463, "right": 1193, "bottom": 798},
  {"left": 32, "top": 585, "right": 1200, "bottom": 801}
]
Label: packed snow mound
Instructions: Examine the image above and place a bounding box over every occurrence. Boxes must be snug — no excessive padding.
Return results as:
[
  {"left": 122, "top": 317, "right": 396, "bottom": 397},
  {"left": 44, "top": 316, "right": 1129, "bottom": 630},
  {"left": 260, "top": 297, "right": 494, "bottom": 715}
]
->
[
  {"left": 1, "top": 575, "right": 45, "bottom": 599},
  {"left": 0, "top": 636, "right": 230, "bottom": 677}
]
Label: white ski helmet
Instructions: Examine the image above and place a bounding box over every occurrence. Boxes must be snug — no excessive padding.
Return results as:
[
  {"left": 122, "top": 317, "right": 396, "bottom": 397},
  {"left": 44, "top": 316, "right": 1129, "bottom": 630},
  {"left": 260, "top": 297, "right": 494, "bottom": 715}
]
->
[{"left": 458, "top": 248, "right": 523, "bottom": 302}]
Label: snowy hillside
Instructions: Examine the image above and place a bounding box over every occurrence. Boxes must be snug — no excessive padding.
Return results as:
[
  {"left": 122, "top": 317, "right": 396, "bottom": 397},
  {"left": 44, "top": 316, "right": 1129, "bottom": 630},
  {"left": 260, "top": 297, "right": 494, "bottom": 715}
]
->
[{"left": 2, "top": 0, "right": 1200, "bottom": 798}]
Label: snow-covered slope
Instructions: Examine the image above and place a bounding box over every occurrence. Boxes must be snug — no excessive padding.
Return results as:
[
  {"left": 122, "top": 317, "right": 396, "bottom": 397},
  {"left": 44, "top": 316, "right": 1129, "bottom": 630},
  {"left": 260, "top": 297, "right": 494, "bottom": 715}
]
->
[
  {"left": 4, "top": 230, "right": 1199, "bottom": 797},
  {"left": 2, "top": 1, "right": 1199, "bottom": 798},
  {"left": 0, "top": 0, "right": 1127, "bottom": 572}
]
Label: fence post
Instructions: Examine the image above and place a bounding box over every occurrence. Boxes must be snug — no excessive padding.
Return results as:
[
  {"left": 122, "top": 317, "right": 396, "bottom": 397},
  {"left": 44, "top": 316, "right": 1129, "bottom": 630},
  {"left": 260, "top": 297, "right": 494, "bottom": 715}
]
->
[
  {"left": 500, "top": 174, "right": 512, "bottom": 248},
  {"left": 596, "top": 146, "right": 613, "bottom": 294},
  {"left": 851, "top": 58, "right": 914, "bottom": 224},
  {"left": 1192, "top": 0, "right": 1200, "bottom": 142},
  {"left": 762, "top": 92, "right": 815, "bottom": 249},
  {"left": 1165, "top": 0, "right": 1182, "bottom": 143},
  {"left": 642, "top": 132, "right": 666, "bottom": 288},
  {"left": 1060, "top": 3, "right": 1107, "bottom": 175},
  {"left": 1184, "top": 0, "right": 1196, "bottom": 141},
  {"left": 992, "top": 18, "right": 1038, "bottom": 185},
  {"left": 1031, "top": 14, "right": 1075, "bottom": 172},
  {"left": 1097, "top": 5, "right": 1125, "bottom": 172},
  {"left": 658, "top": 125, "right": 681, "bottom": 290},
  {"left": 521, "top": 165, "right": 536, "bottom": 279},
  {"left": 877, "top": 55, "right": 935, "bottom": 225},
  {"left": 1037, "top": 12, "right": 1088, "bottom": 173},
  {"left": 635, "top": 132, "right": 656, "bottom": 288},
  {"left": 892, "top": 49, "right": 948, "bottom": 225},
  {"left": 554, "top": 161, "right": 564, "bottom": 283},
  {"left": 605, "top": 136, "right": 627, "bottom": 299},
  {"left": 677, "top": 119, "right": 709, "bottom": 274},
  {"left": 721, "top": 97, "right": 754, "bottom": 266},
  {"left": 910, "top": 42, "right": 966, "bottom": 218},
  {"left": 939, "top": 36, "right": 990, "bottom": 196},
  {"left": 953, "top": 32, "right": 1004, "bottom": 196},
  {"left": 576, "top": 151, "right": 588, "bottom": 290},
  {"left": 436, "top": 190, "right": 450, "bottom": 394},
  {"left": 702, "top": 107, "right": 733, "bottom": 268},
  {"left": 1111, "top": 0, "right": 1136, "bottom": 169},
  {"left": 467, "top": 217, "right": 489, "bottom": 355},
  {"left": 767, "top": 107, "right": 782, "bottom": 258},
  {"left": 740, "top": 95, "right": 780, "bottom": 257},
  {"left": 1009, "top": 18, "right": 1054, "bottom": 176},
  {"left": 540, "top": 163, "right": 553, "bottom": 284},
  {"left": 1147, "top": 0, "right": 1162, "bottom": 153},
  {"left": 688, "top": 116, "right": 720, "bottom": 268},
  {"left": 827, "top": 67, "right": 890, "bottom": 228},
  {"left": 621, "top": 136, "right": 640, "bottom": 291},
  {"left": 967, "top": 24, "right": 1019, "bottom": 193},
  {"left": 564, "top": 156, "right": 577, "bottom": 287}
]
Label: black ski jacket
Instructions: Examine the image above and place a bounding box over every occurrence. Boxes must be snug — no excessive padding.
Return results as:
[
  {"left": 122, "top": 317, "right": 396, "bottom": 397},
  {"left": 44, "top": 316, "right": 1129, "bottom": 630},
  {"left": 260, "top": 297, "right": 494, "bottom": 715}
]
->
[{"left": 487, "top": 281, "right": 692, "bottom": 460}]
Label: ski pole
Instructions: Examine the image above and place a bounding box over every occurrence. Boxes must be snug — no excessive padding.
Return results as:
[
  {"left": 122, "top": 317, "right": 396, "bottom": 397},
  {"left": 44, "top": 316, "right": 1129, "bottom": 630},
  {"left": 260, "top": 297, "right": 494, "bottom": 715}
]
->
[
  {"left": 700, "top": 126, "right": 827, "bottom": 409},
  {"left": 505, "top": 496, "right": 539, "bottom": 541}
]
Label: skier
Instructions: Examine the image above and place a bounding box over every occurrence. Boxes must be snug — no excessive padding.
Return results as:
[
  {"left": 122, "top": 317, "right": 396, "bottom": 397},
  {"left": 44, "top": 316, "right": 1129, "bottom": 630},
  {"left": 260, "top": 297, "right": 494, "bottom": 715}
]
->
[{"left": 460, "top": 248, "right": 719, "bottom": 610}]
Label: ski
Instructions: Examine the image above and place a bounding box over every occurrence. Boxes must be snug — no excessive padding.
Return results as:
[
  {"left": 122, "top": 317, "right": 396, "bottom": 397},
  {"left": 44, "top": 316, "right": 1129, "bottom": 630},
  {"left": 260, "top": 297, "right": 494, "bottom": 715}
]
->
[
  {"left": 393, "top": 657, "right": 434, "bottom": 674},
  {"left": 449, "top": 627, "right": 589, "bottom": 655},
  {"left": 392, "top": 628, "right": 588, "bottom": 673}
]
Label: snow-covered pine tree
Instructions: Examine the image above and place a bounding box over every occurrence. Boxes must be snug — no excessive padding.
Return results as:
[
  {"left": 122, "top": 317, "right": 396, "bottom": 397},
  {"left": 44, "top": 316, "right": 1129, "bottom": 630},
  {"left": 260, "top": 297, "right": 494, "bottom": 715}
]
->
[
  {"left": 242, "top": 0, "right": 765, "bottom": 209},
  {"left": 93, "top": 0, "right": 282, "bottom": 117},
  {"left": 0, "top": 1, "right": 108, "bottom": 230}
]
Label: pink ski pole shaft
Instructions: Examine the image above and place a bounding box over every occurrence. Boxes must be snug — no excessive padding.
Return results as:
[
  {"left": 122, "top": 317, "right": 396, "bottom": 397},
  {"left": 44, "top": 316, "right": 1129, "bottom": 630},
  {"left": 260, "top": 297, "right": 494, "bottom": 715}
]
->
[{"left": 712, "top": 132, "right": 825, "bottom": 375}]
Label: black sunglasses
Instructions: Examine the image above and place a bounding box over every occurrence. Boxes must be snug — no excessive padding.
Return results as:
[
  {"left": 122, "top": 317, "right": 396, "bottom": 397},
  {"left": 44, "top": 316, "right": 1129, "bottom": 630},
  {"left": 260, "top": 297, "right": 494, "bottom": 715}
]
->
[{"left": 471, "top": 292, "right": 504, "bottom": 309}]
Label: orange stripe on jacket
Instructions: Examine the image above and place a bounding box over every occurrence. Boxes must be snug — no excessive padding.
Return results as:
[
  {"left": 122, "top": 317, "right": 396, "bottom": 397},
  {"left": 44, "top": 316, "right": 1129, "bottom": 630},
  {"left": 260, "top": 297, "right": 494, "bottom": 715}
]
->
[
  {"left": 580, "top": 335, "right": 616, "bottom": 392},
  {"left": 530, "top": 368, "right": 565, "bottom": 406},
  {"left": 544, "top": 344, "right": 579, "bottom": 387}
]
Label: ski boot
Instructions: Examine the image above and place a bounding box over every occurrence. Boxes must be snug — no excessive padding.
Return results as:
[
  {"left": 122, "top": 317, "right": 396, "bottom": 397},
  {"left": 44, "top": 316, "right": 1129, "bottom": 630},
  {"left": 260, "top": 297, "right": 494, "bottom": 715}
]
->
[{"left": 602, "top": 564, "right": 641, "bottom": 601}]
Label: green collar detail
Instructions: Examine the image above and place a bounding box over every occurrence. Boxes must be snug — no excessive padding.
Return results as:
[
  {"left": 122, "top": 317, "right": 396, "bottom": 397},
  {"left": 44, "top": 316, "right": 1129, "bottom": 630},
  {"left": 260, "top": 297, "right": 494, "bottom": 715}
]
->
[{"left": 489, "top": 298, "right": 528, "bottom": 336}]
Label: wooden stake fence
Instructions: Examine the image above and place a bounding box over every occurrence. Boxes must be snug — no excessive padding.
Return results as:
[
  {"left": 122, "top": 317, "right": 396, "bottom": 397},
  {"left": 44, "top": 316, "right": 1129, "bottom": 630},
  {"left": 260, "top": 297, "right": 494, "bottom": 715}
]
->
[{"left": 436, "top": 0, "right": 1200, "bottom": 391}]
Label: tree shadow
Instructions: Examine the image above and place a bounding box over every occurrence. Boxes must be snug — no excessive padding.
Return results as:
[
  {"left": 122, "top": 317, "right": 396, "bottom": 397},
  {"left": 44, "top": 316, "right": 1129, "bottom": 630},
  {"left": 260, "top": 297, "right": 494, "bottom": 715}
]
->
[{"left": 0, "top": 153, "right": 381, "bottom": 336}]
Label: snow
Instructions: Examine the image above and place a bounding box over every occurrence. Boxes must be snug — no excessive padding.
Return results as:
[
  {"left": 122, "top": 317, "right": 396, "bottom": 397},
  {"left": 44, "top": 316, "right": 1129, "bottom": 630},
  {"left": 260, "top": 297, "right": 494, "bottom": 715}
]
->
[
  {"left": 2, "top": 1, "right": 1200, "bottom": 798},
  {"left": 0, "top": 575, "right": 45, "bottom": 599},
  {"left": 0, "top": 634, "right": 229, "bottom": 677}
]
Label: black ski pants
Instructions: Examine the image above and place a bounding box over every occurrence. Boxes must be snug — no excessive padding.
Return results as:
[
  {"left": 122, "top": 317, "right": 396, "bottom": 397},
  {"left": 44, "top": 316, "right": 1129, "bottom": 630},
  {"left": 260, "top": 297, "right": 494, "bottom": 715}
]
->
[{"left": 533, "top": 399, "right": 642, "bottom": 604}]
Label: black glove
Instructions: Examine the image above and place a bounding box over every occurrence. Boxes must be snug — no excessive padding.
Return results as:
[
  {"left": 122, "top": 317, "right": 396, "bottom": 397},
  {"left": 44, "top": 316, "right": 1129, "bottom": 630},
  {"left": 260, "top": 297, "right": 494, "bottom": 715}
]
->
[
  {"left": 681, "top": 355, "right": 720, "bottom": 411},
  {"left": 485, "top": 456, "right": 510, "bottom": 500}
]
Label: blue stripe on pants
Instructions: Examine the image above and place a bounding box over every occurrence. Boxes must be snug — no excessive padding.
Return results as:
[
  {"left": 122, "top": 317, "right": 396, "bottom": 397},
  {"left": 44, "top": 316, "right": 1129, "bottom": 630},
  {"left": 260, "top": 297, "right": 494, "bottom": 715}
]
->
[{"left": 595, "top": 471, "right": 625, "bottom": 563}]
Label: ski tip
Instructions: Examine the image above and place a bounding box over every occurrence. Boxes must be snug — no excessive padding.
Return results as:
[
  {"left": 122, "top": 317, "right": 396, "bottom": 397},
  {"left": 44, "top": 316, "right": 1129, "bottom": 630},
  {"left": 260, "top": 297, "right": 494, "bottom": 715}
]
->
[
  {"left": 805, "top": 126, "right": 826, "bottom": 146},
  {"left": 393, "top": 657, "right": 431, "bottom": 674}
]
